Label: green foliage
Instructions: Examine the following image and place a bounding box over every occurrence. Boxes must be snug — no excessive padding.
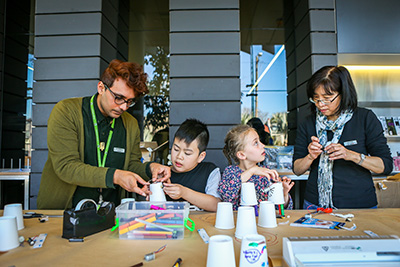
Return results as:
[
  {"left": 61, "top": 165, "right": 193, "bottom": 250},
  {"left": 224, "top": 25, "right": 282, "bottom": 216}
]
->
[{"left": 144, "top": 46, "right": 170, "bottom": 135}]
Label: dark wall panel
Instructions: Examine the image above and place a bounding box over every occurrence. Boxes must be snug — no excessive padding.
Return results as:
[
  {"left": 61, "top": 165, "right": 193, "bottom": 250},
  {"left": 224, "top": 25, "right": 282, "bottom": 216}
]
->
[
  {"left": 36, "top": 0, "right": 102, "bottom": 13},
  {"left": 34, "top": 58, "right": 103, "bottom": 80},
  {"left": 32, "top": 127, "right": 47, "bottom": 149},
  {"left": 31, "top": 150, "right": 48, "bottom": 173},
  {"left": 170, "top": 32, "right": 239, "bottom": 54},
  {"left": 32, "top": 104, "right": 55, "bottom": 126},
  {"left": 170, "top": 55, "right": 239, "bottom": 77},
  {"left": 169, "top": 102, "right": 240, "bottom": 125},
  {"left": 170, "top": 10, "right": 239, "bottom": 32},
  {"left": 33, "top": 80, "right": 98, "bottom": 103},
  {"left": 35, "top": 35, "right": 102, "bottom": 58},
  {"left": 337, "top": 0, "right": 400, "bottom": 53},
  {"left": 35, "top": 13, "right": 102, "bottom": 35},
  {"left": 170, "top": 0, "right": 239, "bottom": 10},
  {"left": 170, "top": 78, "right": 240, "bottom": 101}
]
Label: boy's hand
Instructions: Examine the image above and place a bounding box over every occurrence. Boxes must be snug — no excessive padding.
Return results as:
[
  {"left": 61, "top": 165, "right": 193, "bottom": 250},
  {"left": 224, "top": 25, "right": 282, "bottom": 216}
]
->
[{"left": 163, "top": 183, "right": 186, "bottom": 199}]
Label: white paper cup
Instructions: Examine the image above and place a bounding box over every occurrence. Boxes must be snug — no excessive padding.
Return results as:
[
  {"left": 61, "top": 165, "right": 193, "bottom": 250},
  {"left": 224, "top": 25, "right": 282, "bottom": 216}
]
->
[
  {"left": 149, "top": 183, "right": 166, "bottom": 202},
  {"left": 267, "top": 182, "right": 285, "bottom": 204},
  {"left": 215, "top": 202, "right": 235, "bottom": 229},
  {"left": 239, "top": 234, "right": 268, "bottom": 267},
  {"left": 258, "top": 201, "right": 277, "bottom": 228},
  {"left": 207, "top": 235, "right": 236, "bottom": 267},
  {"left": 235, "top": 206, "right": 258, "bottom": 239},
  {"left": 4, "top": 203, "right": 24, "bottom": 230},
  {"left": 241, "top": 182, "right": 258, "bottom": 206},
  {"left": 0, "top": 216, "right": 20, "bottom": 251}
]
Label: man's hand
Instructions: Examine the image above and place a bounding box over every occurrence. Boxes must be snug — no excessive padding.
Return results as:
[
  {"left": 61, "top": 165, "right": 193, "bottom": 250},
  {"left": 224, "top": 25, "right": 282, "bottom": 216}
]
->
[
  {"left": 150, "top": 163, "right": 171, "bottom": 183},
  {"left": 113, "top": 169, "right": 150, "bottom": 197},
  {"left": 163, "top": 183, "right": 185, "bottom": 199}
]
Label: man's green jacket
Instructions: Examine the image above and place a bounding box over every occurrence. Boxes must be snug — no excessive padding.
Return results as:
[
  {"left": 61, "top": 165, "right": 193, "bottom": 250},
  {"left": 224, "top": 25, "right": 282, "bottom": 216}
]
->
[{"left": 37, "top": 97, "right": 150, "bottom": 209}]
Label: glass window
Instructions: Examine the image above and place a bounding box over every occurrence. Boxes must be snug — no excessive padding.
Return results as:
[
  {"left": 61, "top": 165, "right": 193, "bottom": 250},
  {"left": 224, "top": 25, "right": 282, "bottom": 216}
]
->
[{"left": 240, "top": 0, "right": 288, "bottom": 146}]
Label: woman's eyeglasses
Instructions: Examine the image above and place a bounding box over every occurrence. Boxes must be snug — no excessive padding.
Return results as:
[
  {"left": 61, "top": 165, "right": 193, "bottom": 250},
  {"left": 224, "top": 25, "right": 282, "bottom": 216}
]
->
[
  {"left": 309, "top": 94, "right": 339, "bottom": 105},
  {"left": 103, "top": 83, "right": 136, "bottom": 107}
]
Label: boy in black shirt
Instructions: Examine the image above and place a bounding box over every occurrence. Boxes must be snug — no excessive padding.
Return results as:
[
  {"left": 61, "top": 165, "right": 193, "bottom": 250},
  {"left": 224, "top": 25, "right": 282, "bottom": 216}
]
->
[{"left": 163, "top": 119, "right": 221, "bottom": 211}]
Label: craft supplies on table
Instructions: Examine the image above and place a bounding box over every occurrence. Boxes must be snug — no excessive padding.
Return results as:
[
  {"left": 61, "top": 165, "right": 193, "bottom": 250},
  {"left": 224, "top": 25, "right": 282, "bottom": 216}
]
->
[{"left": 116, "top": 201, "right": 190, "bottom": 240}]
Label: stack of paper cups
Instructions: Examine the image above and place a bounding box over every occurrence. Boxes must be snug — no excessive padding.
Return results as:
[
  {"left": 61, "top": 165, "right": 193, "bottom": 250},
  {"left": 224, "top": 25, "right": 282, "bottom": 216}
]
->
[
  {"left": 0, "top": 216, "right": 20, "bottom": 251},
  {"left": 267, "top": 182, "right": 285, "bottom": 204},
  {"left": 215, "top": 202, "right": 235, "bottom": 229},
  {"left": 207, "top": 235, "right": 236, "bottom": 267},
  {"left": 4, "top": 203, "right": 24, "bottom": 230},
  {"left": 149, "top": 183, "right": 167, "bottom": 202},
  {"left": 235, "top": 206, "right": 258, "bottom": 239},
  {"left": 241, "top": 182, "right": 258, "bottom": 206},
  {"left": 239, "top": 234, "right": 268, "bottom": 267},
  {"left": 258, "top": 201, "right": 277, "bottom": 228}
]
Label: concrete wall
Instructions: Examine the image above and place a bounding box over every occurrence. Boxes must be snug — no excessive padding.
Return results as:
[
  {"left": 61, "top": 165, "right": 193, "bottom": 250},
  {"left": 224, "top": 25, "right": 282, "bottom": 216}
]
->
[
  {"left": 169, "top": 0, "right": 241, "bottom": 170},
  {"left": 284, "top": 0, "right": 337, "bottom": 145}
]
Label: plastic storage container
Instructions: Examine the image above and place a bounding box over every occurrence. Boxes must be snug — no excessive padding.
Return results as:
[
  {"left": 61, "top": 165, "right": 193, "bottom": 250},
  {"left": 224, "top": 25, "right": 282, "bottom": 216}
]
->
[{"left": 116, "top": 201, "right": 190, "bottom": 240}]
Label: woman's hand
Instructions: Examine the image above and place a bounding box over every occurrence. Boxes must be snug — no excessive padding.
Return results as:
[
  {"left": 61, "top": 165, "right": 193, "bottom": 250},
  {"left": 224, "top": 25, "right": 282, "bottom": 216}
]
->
[
  {"left": 308, "top": 136, "right": 323, "bottom": 160},
  {"left": 324, "top": 143, "right": 351, "bottom": 161}
]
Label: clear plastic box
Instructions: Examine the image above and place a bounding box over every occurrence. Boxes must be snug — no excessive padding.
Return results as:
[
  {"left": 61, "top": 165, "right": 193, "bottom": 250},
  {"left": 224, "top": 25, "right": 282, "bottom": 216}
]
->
[{"left": 116, "top": 201, "right": 190, "bottom": 240}]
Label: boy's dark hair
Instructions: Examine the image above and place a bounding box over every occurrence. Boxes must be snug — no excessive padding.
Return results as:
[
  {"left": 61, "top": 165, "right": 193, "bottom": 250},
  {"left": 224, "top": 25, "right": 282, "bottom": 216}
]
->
[{"left": 174, "top": 118, "right": 209, "bottom": 153}]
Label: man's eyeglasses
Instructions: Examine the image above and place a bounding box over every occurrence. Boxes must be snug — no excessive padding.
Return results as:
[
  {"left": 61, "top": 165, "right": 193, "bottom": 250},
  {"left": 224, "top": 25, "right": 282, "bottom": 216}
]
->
[
  {"left": 103, "top": 82, "right": 136, "bottom": 107},
  {"left": 309, "top": 94, "right": 339, "bottom": 105}
]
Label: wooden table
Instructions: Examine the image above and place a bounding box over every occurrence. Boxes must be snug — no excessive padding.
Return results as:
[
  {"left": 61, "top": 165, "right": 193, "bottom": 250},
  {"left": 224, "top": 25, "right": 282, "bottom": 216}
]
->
[{"left": 1, "top": 209, "right": 399, "bottom": 266}]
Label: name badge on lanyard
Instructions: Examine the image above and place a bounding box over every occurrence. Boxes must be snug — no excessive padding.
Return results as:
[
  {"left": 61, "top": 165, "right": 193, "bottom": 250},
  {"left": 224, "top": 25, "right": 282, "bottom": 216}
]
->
[
  {"left": 344, "top": 140, "right": 357, "bottom": 146},
  {"left": 114, "top": 147, "right": 125, "bottom": 153}
]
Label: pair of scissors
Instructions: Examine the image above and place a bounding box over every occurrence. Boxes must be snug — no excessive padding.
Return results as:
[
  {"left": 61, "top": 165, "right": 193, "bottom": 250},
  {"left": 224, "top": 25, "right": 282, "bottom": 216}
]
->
[{"left": 309, "top": 207, "right": 333, "bottom": 215}]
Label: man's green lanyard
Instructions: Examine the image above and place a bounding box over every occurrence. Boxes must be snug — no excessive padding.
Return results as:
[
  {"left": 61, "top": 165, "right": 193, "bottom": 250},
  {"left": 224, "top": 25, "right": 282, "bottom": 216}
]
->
[{"left": 90, "top": 95, "right": 115, "bottom": 203}]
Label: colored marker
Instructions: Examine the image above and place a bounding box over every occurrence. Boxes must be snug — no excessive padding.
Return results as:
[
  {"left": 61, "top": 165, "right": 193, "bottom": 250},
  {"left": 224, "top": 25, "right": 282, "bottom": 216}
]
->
[{"left": 172, "top": 257, "right": 182, "bottom": 267}]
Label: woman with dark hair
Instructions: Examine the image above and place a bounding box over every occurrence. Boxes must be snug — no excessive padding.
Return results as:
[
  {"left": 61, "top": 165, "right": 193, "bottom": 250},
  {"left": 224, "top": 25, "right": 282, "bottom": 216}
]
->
[
  {"left": 246, "top": 117, "right": 271, "bottom": 145},
  {"left": 293, "top": 66, "right": 392, "bottom": 209}
]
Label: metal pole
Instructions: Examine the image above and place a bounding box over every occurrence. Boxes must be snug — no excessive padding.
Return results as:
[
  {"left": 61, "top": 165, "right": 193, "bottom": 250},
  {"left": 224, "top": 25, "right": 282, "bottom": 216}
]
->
[
  {"left": 255, "top": 55, "right": 259, "bottom": 117},
  {"left": 255, "top": 52, "right": 262, "bottom": 118}
]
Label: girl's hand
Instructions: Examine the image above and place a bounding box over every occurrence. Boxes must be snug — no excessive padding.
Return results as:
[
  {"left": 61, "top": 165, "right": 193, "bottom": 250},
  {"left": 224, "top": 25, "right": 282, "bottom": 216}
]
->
[
  {"left": 281, "top": 176, "right": 294, "bottom": 194},
  {"left": 308, "top": 136, "right": 323, "bottom": 160},
  {"left": 252, "top": 166, "right": 279, "bottom": 182},
  {"left": 281, "top": 176, "right": 294, "bottom": 205}
]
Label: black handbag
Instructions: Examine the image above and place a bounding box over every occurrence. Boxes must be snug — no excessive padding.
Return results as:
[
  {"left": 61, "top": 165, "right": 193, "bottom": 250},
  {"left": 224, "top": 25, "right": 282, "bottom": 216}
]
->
[{"left": 62, "top": 201, "right": 116, "bottom": 239}]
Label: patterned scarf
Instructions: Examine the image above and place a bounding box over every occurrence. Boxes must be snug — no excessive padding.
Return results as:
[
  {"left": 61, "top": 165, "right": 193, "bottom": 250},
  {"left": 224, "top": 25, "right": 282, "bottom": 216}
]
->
[{"left": 316, "top": 109, "right": 353, "bottom": 208}]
